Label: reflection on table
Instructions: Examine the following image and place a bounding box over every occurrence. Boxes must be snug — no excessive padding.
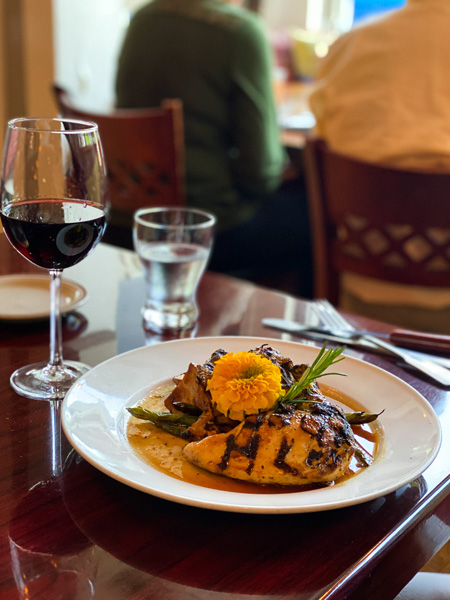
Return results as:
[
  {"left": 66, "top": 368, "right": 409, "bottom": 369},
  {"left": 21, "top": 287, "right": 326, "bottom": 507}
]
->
[{"left": 0, "top": 236, "right": 449, "bottom": 600}]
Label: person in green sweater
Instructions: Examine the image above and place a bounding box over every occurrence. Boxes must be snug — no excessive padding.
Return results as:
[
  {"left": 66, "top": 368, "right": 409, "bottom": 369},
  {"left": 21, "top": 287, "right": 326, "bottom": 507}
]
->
[{"left": 116, "top": 0, "right": 312, "bottom": 295}]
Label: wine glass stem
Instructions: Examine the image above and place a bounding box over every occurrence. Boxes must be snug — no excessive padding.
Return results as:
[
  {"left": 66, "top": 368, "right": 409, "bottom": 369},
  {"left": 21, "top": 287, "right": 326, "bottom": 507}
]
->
[
  {"left": 50, "top": 401, "right": 62, "bottom": 477},
  {"left": 49, "top": 269, "right": 64, "bottom": 370}
]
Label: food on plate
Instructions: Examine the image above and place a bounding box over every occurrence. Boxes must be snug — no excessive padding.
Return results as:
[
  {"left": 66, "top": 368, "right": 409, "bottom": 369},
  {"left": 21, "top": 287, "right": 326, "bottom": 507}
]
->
[
  {"left": 128, "top": 344, "right": 379, "bottom": 487},
  {"left": 183, "top": 400, "right": 360, "bottom": 485}
]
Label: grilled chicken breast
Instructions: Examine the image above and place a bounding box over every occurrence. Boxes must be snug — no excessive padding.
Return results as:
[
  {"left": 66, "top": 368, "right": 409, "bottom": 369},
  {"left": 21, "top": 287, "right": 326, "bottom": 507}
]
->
[{"left": 182, "top": 401, "right": 358, "bottom": 486}]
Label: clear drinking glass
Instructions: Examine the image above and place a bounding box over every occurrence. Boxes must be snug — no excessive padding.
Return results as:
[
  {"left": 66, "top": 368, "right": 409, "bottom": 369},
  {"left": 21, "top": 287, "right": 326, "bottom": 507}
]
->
[
  {"left": 133, "top": 207, "right": 216, "bottom": 333},
  {"left": 0, "top": 118, "right": 107, "bottom": 400}
]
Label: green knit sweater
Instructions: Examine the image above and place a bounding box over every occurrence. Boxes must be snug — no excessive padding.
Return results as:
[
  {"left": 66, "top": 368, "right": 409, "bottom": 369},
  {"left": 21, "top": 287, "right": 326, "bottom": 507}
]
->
[{"left": 115, "top": 0, "right": 285, "bottom": 231}]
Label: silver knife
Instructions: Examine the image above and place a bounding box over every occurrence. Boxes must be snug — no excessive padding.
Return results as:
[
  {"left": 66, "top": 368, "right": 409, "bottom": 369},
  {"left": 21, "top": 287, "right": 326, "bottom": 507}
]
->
[
  {"left": 262, "top": 318, "right": 450, "bottom": 386},
  {"left": 262, "top": 318, "right": 394, "bottom": 351},
  {"left": 262, "top": 318, "right": 450, "bottom": 354},
  {"left": 262, "top": 318, "right": 384, "bottom": 338}
]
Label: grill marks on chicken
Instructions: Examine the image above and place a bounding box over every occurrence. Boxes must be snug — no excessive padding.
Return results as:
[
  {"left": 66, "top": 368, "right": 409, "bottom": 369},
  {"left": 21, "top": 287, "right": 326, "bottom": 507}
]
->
[
  {"left": 163, "top": 345, "right": 367, "bottom": 486},
  {"left": 183, "top": 401, "right": 358, "bottom": 485}
]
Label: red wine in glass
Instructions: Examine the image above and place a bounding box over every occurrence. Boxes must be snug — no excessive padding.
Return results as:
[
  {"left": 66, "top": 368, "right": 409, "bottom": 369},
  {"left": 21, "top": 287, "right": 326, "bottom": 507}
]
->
[
  {"left": 0, "top": 117, "right": 108, "bottom": 400},
  {"left": 1, "top": 199, "right": 106, "bottom": 269}
]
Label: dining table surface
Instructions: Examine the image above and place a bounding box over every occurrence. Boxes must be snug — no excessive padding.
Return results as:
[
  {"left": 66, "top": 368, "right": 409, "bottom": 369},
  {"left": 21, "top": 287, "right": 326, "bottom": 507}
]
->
[{"left": 1, "top": 232, "right": 450, "bottom": 600}]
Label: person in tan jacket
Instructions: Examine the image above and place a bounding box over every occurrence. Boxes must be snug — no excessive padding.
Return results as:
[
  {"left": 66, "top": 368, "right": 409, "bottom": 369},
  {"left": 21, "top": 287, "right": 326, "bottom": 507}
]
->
[{"left": 309, "top": 0, "right": 450, "bottom": 332}]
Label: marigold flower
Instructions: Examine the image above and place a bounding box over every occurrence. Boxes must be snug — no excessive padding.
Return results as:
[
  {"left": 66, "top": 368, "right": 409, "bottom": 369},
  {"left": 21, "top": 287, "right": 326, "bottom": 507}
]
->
[{"left": 206, "top": 351, "right": 284, "bottom": 421}]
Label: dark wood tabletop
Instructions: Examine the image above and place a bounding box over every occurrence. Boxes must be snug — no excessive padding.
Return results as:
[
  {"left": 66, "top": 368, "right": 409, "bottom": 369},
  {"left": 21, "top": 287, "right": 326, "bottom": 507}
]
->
[{"left": 1, "top": 234, "right": 449, "bottom": 600}]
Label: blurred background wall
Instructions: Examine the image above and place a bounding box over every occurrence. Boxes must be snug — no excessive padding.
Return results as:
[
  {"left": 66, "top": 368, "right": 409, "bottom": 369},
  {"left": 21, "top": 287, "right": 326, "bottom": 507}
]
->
[
  {"left": 0, "top": 0, "right": 405, "bottom": 150},
  {"left": 0, "top": 0, "right": 54, "bottom": 139}
]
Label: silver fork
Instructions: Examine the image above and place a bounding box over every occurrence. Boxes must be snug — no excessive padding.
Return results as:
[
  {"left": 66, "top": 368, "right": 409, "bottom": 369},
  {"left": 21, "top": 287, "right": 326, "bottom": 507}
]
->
[
  {"left": 314, "top": 299, "right": 356, "bottom": 332},
  {"left": 313, "top": 299, "right": 450, "bottom": 386},
  {"left": 313, "top": 298, "right": 374, "bottom": 347}
]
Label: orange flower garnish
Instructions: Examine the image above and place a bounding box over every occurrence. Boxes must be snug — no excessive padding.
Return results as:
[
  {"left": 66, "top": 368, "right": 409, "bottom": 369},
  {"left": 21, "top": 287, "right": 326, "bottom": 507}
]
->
[{"left": 206, "top": 351, "right": 284, "bottom": 421}]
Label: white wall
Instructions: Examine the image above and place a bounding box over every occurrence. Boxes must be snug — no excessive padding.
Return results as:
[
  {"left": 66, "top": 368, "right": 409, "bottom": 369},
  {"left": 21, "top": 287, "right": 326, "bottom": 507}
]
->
[
  {"left": 260, "top": 0, "right": 308, "bottom": 29},
  {"left": 52, "top": 0, "right": 353, "bottom": 112},
  {"left": 260, "top": 0, "right": 354, "bottom": 33},
  {"left": 53, "top": 0, "right": 132, "bottom": 110}
]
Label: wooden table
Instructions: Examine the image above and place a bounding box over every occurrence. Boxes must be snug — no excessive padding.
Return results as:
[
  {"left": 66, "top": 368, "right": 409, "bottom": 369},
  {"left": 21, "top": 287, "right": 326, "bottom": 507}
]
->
[{"left": 1, "top": 235, "right": 449, "bottom": 600}]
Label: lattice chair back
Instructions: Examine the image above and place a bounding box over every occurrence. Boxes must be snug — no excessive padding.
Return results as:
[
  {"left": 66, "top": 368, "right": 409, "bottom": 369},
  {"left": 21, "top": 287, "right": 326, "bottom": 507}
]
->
[
  {"left": 304, "top": 137, "right": 450, "bottom": 304},
  {"left": 53, "top": 85, "right": 186, "bottom": 248}
]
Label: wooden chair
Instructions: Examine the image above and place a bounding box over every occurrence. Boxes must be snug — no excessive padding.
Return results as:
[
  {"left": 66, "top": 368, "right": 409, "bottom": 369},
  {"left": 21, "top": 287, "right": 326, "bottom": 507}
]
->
[
  {"left": 304, "top": 137, "right": 450, "bottom": 305},
  {"left": 53, "top": 85, "right": 186, "bottom": 249}
]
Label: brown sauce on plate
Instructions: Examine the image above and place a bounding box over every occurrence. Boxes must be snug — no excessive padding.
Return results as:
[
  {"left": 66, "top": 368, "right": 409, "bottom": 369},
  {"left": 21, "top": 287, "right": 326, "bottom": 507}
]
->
[{"left": 127, "top": 382, "right": 380, "bottom": 494}]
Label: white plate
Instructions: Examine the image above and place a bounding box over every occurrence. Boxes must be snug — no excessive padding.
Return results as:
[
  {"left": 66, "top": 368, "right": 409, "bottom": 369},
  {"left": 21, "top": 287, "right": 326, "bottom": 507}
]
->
[
  {"left": 0, "top": 274, "right": 87, "bottom": 321},
  {"left": 61, "top": 336, "right": 441, "bottom": 514}
]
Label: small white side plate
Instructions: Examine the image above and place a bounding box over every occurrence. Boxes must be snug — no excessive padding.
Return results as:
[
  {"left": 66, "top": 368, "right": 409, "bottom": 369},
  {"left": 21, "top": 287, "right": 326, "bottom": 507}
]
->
[{"left": 0, "top": 274, "right": 88, "bottom": 321}]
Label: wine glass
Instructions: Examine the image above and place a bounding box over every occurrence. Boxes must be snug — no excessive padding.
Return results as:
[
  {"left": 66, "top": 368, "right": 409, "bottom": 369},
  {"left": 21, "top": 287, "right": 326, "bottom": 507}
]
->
[{"left": 0, "top": 117, "right": 107, "bottom": 400}]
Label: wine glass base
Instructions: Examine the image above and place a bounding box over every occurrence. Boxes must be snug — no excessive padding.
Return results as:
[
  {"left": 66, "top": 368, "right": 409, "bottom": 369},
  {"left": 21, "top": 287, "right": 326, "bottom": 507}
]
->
[{"left": 10, "top": 361, "right": 90, "bottom": 401}]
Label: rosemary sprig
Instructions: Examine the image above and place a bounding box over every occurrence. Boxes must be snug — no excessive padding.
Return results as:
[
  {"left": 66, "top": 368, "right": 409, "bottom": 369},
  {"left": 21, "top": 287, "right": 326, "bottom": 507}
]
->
[
  {"left": 127, "top": 407, "right": 197, "bottom": 437},
  {"left": 282, "top": 344, "right": 346, "bottom": 404}
]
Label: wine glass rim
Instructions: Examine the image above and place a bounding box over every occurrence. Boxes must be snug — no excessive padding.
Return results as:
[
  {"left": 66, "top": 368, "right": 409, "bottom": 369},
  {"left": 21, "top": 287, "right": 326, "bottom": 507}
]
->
[
  {"left": 8, "top": 117, "right": 98, "bottom": 134},
  {"left": 134, "top": 206, "right": 216, "bottom": 229}
]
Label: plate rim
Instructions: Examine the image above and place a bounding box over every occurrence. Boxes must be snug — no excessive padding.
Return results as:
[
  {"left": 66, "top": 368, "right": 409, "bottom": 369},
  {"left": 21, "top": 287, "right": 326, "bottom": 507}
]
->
[
  {"left": 0, "top": 273, "right": 88, "bottom": 321},
  {"left": 61, "top": 335, "right": 442, "bottom": 514}
]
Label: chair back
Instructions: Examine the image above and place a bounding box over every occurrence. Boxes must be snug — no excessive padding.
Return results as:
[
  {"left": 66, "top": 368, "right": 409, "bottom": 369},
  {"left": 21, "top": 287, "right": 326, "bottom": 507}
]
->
[
  {"left": 304, "top": 137, "right": 450, "bottom": 304},
  {"left": 53, "top": 85, "right": 186, "bottom": 248}
]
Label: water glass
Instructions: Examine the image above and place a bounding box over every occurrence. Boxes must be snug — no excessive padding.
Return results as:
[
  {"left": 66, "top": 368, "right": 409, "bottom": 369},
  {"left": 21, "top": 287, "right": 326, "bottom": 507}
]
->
[{"left": 133, "top": 207, "right": 216, "bottom": 333}]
